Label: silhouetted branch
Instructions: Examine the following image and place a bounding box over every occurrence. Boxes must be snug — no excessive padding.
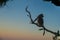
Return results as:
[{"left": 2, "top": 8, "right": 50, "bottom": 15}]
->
[
  {"left": 25, "top": 6, "right": 60, "bottom": 40},
  {"left": 25, "top": 6, "right": 39, "bottom": 27},
  {"left": 43, "top": 0, "right": 60, "bottom": 6}
]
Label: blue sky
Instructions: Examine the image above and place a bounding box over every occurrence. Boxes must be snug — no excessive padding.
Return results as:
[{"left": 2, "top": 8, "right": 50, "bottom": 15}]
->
[{"left": 0, "top": 0, "right": 60, "bottom": 40}]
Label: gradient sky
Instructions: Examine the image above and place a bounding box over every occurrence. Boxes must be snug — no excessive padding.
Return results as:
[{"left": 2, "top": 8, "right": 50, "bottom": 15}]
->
[{"left": 0, "top": 0, "right": 60, "bottom": 40}]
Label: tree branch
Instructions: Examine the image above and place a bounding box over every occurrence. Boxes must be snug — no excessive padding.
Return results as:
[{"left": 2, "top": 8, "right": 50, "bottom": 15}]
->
[
  {"left": 25, "top": 6, "right": 39, "bottom": 26},
  {"left": 25, "top": 6, "right": 60, "bottom": 40}
]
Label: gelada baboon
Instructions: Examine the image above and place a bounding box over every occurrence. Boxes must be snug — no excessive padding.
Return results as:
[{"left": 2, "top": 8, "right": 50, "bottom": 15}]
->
[{"left": 34, "top": 14, "right": 44, "bottom": 27}]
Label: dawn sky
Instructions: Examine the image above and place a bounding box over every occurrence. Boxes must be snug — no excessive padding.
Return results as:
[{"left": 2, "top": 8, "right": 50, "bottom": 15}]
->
[{"left": 0, "top": 0, "right": 60, "bottom": 40}]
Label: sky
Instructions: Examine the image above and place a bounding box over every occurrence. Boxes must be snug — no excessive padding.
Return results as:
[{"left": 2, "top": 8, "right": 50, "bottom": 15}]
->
[{"left": 0, "top": 0, "right": 60, "bottom": 40}]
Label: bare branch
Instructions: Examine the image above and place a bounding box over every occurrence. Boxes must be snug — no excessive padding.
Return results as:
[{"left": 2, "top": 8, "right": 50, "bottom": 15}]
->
[
  {"left": 25, "top": 6, "right": 39, "bottom": 25},
  {"left": 25, "top": 6, "right": 33, "bottom": 23},
  {"left": 25, "top": 6, "right": 60, "bottom": 40}
]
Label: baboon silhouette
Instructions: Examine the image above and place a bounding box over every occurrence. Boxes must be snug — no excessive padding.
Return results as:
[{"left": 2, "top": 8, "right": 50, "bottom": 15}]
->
[{"left": 34, "top": 14, "right": 44, "bottom": 27}]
